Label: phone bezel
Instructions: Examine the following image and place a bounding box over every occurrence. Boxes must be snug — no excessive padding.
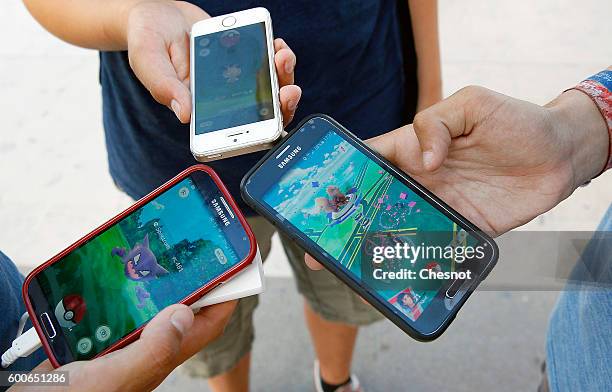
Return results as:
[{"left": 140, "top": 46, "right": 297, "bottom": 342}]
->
[
  {"left": 189, "top": 7, "right": 282, "bottom": 158},
  {"left": 22, "top": 165, "right": 257, "bottom": 367},
  {"left": 240, "top": 114, "right": 499, "bottom": 341}
]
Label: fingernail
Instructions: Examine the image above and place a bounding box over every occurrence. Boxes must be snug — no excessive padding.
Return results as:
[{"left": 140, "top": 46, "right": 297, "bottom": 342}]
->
[
  {"left": 170, "top": 99, "right": 182, "bottom": 120},
  {"left": 423, "top": 151, "right": 434, "bottom": 168},
  {"left": 285, "top": 58, "right": 295, "bottom": 74},
  {"left": 170, "top": 307, "right": 194, "bottom": 336},
  {"left": 287, "top": 99, "right": 298, "bottom": 112}
]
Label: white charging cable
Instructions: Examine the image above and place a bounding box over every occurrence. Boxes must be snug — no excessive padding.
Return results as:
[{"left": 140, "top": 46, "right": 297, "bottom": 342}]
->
[{"left": 1, "top": 313, "right": 42, "bottom": 368}]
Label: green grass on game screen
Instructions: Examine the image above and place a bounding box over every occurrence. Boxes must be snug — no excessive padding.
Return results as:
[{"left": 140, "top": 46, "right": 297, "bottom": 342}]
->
[
  {"left": 35, "top": 178, "right": 240, "bottom": 360},
  {"left": 263, "top": 130, "right": 467, "bottom": 322}
]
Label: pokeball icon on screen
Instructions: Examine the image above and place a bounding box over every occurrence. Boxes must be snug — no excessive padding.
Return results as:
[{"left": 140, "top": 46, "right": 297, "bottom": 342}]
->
[{"left": 55, "top": 294, "right": 87, "bottom": 329}]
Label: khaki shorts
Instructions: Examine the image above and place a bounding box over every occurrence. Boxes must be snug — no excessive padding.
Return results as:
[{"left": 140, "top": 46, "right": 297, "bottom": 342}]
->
[{"left": 180, "top": 216, "right": 383, "bottom": 378}]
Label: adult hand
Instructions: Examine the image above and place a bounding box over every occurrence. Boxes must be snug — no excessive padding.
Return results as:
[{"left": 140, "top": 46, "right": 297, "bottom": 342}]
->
[
  {"left": 368, "top": 86, "right": 608, "bottom": 237},
  {"left": 11, "top": 301, "right": 237, "bottom": 392},
  {"left": 126, "top": 0, "right": 301, "bottom": 123},
  {"left": 305, "top": 85, "right": 608, "bottom": 270}
]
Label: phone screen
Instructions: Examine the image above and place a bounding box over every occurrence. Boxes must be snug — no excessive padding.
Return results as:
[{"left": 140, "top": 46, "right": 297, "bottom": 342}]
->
[
  {"left": 245, "top": 117, "right": 493, "bottom": 334},
  {"left": 194, "top": 22, "right": 273, "bottom": 134},
  {"left": 28, "top": 171, "right": 250, "bottom": 362}
]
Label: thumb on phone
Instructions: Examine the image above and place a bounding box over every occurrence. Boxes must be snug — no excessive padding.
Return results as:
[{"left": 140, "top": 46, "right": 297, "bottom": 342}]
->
[
  {"left": 411, "top": 87, "right": 488, "bottom": 171},
  {"left": 95, "top": 304, "right": 194, "bottom": 390}
]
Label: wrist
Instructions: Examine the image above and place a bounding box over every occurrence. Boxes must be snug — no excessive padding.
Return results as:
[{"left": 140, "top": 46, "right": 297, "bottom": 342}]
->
[
  {"left": 545, "top": 89, "right": 609, "bottom": 192},
  {"left": 106, "top": 0, "right": 155, "bottom": 49}
]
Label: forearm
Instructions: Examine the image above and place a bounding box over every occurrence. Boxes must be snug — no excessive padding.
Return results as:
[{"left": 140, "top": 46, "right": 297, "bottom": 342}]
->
[
  {"left": 23, "top": 0, "right": 146, "bottom": 50},
  {"left": 546, "top": 77, "right": 610, "bottom": 193},
  {"left": 407, "top": 0, "right": 442, "bottom": 110}
]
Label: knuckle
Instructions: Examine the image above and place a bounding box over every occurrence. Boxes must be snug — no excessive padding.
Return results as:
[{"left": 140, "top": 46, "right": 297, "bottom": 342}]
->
[
  {"left": 458, "top": 85, "right": 487, "bottom": 97},
  {"left": 412, "top": 111, "right": 430, "bottom": 131}
]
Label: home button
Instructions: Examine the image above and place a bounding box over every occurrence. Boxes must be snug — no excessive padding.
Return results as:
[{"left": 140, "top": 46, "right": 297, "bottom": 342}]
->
[
  {"left": 445, "top": 278, "right": 465, "bottom": 299},
  {"left": 40, "top": 312, "right": 57, "bottom": 339},
  {"left": 222, "top": 16, "right": 236, "bottom": 27}
]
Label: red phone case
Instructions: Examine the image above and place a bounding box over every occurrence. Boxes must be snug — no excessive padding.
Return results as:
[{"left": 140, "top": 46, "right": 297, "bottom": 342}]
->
[{"left": 22, "top": 165, "right": 257, "bottom": 368}]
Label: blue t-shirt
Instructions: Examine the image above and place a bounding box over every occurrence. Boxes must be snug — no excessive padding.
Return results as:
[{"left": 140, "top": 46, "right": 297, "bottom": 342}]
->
[{"left": 100, "top": 1, "right": 415, "bottom": 213}]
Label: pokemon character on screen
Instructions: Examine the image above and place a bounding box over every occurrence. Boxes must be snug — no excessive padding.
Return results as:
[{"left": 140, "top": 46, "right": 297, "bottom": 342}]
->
[
  {"left": 390, "top": 289, "right": 423, "bottom": 321},
  {"left": 314, "top": 185, "right": 369, "bottom": 227},
  {"left": 111, "top": 234, "right": 169, "bottom": 281}
]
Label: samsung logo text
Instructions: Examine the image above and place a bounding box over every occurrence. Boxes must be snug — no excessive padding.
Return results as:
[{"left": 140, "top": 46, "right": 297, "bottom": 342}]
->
[
  {"left": 277, "top": 146, "right": 302, "bottom": 169},
  {"left": 211, "top": 198, "right": 230, "bottom": 226}
]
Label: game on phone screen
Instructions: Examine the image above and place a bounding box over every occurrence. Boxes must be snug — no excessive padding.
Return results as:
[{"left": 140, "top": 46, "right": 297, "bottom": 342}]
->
[
  {"left": 194, "top": 22, "right": 273, "bottom": 134},
  {"left": 256, "top": 118, "right": 483, "bottom": 326},
  {"left": 29, "top": 172, "right": 250, "bottom": 361}
]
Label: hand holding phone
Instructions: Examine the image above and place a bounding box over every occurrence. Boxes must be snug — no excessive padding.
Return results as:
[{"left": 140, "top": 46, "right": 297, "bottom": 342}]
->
[
  {"left": 126, "top": 0, "right": 210, "bottom": 123},
  {"left": 241, "top": 115, "right": 499, "bottom": 341},
  {"left": 190, "top": 8, "right": 301, "bottom": 161},
  {"left": 27, "top": 301, "right": 235, "bottom": 392},
  {"left": 23, "top": 165, "right": 256, "bottom": 366},
  {"left": 125, "top": 3, "right": 299, "bottom": 127}
]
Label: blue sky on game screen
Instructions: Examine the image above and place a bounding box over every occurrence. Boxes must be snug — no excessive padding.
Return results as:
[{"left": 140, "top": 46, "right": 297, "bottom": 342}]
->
[{"left": 264, "top": 132, "right": 357, "bottom": 224}]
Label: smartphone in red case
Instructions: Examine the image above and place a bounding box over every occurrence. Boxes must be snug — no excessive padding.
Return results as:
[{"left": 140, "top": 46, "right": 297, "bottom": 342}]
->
[{"left": 22, "top": 165, "right": 256, "bottom": 367}]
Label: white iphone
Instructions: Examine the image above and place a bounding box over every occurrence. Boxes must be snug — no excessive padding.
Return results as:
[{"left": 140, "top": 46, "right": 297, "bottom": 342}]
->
[{"left": 190, "top": 8, "right": 282, "bottom": 162}]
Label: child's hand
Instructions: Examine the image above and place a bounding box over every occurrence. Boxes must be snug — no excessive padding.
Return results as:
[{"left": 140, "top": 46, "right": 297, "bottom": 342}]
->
[{"left": 125, "top": 1, "right": 301, "bottom": 124}]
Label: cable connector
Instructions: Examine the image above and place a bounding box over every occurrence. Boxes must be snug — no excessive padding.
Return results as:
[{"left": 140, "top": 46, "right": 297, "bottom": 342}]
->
[{"left": 1, "top": 313, "right": 42, "bottom": 368}]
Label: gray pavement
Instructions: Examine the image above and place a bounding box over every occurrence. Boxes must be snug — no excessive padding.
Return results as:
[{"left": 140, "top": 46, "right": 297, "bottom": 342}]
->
[
  {"left": 1, "top": 1, "right": 611, "bottom": 391},
  {"left": 162, "top": 279, "right": 558, "bottom": 392}
]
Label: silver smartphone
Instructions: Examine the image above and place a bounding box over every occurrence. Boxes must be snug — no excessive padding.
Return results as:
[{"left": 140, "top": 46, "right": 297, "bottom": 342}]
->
[{"left": 190, "top": 8, "right": 282, "bottom": 162}]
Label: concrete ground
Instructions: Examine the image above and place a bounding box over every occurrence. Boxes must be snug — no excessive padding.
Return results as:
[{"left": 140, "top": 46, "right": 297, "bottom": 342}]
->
[{"left": 1, "top": 1, "right": 610, "bottom": 391}]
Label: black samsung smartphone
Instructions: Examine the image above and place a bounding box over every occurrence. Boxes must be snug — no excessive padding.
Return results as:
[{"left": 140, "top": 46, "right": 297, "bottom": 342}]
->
[{"left": 241, "top": 115, "right": 498, "bottom": 340}]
